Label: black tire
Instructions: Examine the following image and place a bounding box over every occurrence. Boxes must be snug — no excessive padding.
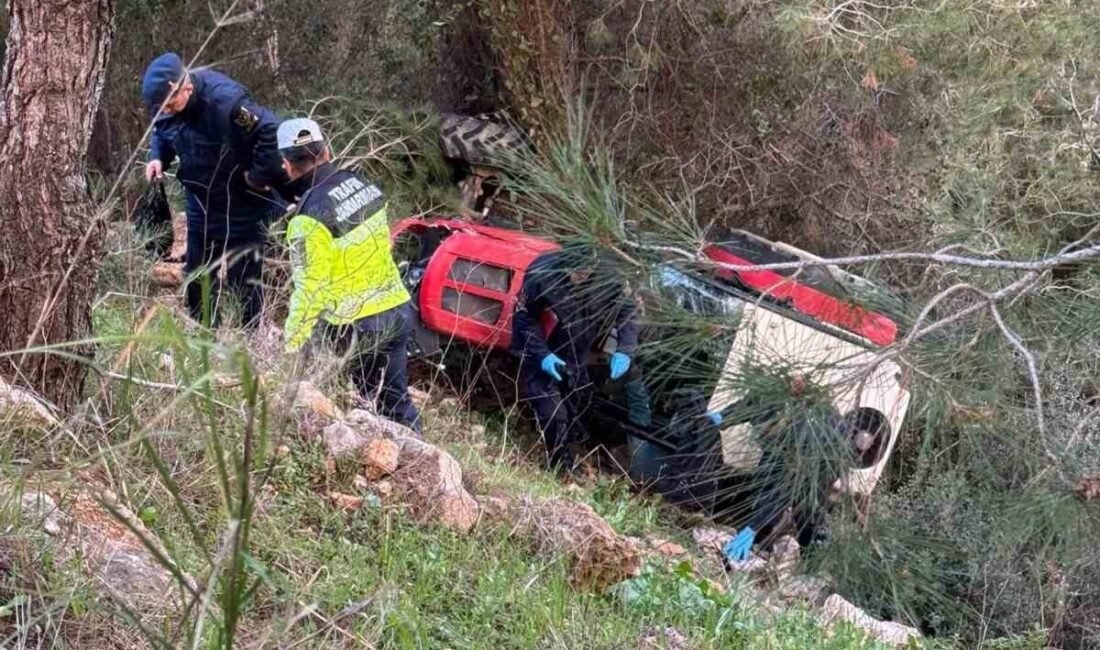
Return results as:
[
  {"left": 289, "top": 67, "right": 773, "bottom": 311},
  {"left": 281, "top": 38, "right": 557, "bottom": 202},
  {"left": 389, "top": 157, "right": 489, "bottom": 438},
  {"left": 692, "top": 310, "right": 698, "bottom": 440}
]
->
[{"left": 440, "top": 113, "right": 529, "bottom": 167}]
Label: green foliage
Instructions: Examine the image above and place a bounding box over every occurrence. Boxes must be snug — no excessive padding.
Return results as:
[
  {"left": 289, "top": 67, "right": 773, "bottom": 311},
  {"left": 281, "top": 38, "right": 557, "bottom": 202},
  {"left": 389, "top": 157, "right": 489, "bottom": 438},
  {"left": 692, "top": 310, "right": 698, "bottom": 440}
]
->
[
  {"left": 491, "top": 80, "right": 1100, "bottom": 646},
  {"left": 304, "top": 99, "right": 460, "bottom": 218},
  {"left": 0, "top": 285, "right": 907, "bottom": 648},
  {"left": 611, "top": 560, "right": 733, "bottom": 615},
  {"left": 777, "top": 0, "right": 1100, "bottom": 254},
  {"left": 586, "top": 478, "right": 667, "bottom": 537}
]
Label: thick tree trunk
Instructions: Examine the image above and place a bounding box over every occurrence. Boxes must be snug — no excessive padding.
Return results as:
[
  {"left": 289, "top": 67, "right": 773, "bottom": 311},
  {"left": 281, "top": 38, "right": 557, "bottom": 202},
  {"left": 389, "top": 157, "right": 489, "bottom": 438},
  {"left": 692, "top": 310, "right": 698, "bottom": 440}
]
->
[{"left": 0, "top": 0, "right": 115, "bottom": 409}]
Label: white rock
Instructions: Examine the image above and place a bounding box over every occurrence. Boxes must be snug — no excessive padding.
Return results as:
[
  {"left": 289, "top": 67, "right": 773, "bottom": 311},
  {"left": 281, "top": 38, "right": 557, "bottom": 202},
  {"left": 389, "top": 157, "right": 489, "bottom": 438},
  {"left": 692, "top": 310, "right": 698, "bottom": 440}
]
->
[
  {"left": 0, "top": 377, "right": 59, "bottom": 428},
  {"left": 778, "top": 575, "right": 830, "bottom": 604},
  {"left": 346, "top": 408, "right": 418, "bottom": 440},
  {"left": 819, "top": 594, "right": 921, "bottom": 647},
  {"left": 158, "top": 352, "right": 176, "bottom": 375},
  {"left": 769, "top": 535, "right": 801, "bottom": 582},
  {"left": 692, "top": 527, "right": 733, "bottom": 555},
  {"left": 20, "top": 491, "right": 63, "bottom": 536},
  {"left": 391, "top": 436, "right": 479, "bottom": 533},
  {"left": 322, "top": 422, "right": 374, "bottom": 457},
  {"left": 726, "top": 555, "right": 768, "bottom": 574}
]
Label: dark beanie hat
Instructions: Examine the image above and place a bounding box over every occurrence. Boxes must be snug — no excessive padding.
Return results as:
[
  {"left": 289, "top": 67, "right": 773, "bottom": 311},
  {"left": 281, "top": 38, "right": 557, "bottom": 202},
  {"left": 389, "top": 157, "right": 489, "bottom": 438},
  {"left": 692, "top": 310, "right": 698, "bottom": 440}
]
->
[{"left": 142, "top": 52, "right": 186, "bottom": 111}]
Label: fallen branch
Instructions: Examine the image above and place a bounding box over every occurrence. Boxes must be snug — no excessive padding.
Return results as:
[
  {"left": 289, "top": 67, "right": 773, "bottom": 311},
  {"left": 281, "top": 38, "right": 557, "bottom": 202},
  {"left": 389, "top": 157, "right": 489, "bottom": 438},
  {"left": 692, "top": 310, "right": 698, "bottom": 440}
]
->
[
  {"left": 628, "top": 237, "right": 1100, "bottom": 274},
  {"left": 95, "top": 369, "right": 243, "bottom": 392}
]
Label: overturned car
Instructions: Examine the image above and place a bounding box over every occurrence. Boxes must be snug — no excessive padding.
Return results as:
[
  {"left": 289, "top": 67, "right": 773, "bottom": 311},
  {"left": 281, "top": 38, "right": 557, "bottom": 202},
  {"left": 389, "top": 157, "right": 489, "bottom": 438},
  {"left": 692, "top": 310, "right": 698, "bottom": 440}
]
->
[{"left": 391, "top": 217, "right": 912, "bottom": 525}]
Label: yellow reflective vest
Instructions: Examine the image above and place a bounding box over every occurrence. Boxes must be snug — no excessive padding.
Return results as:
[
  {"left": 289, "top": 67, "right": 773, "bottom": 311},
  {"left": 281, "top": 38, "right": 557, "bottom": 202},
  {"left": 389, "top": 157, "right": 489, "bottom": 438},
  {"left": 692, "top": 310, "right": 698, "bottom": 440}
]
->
[{"left": 283, "top": 164, "right": 409, "bottom": 352}]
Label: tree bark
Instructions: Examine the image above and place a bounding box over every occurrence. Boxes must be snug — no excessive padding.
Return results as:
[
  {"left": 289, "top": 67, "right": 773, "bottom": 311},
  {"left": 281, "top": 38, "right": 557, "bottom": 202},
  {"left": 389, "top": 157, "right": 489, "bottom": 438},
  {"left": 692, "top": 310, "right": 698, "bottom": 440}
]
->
[
  {"left": 0, "top": 0, "right": 115, "bottom": 409},
  {"left": 249, "top": 0, "right": 288, "bottom": 100}
]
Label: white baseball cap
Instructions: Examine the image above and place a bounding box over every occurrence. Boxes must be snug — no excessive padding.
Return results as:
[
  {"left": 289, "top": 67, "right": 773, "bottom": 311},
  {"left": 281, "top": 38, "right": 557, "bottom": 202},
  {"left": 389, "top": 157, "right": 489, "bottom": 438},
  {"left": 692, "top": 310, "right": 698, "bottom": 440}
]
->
[{"left": 277, "top": 117, "right": 324, "bottom": 150}]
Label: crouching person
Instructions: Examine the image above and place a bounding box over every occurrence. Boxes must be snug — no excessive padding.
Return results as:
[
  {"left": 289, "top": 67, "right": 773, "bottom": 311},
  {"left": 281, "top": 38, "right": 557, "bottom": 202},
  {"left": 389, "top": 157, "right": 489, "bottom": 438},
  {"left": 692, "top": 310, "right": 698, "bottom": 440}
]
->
[
  {"left": 720, "top": 376, "right": 855, "bottom": 561},
  {"left": 278, "top": 118, "right": 421, "bottom": 433},
  {"left": 511, "top": 242, "right": 643, "bottom": 473}
]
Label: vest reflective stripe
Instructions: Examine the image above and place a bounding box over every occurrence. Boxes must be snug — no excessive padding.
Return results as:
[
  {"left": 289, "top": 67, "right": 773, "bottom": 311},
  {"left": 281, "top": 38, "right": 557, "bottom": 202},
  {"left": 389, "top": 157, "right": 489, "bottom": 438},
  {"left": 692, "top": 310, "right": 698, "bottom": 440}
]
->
[{"left": 283, "top": 205, "right": 409, "bottom": 352}]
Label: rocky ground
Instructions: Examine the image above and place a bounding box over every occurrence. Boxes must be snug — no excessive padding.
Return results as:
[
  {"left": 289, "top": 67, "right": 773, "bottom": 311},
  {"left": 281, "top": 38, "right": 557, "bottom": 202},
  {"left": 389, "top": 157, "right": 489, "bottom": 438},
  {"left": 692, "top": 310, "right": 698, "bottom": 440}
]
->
[{"left": 3, "top": 360, "right": 920, "bottom": 647}]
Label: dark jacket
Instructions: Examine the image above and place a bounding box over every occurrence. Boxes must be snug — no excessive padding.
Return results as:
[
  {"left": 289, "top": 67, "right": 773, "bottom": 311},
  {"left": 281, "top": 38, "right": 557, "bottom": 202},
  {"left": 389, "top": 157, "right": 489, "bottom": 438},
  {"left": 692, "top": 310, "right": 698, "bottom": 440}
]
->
[
  {"left": 736, "top": 400, "right": 849, "bottom": 534},
  {"left": 511, "top": 251, "right": 639, "bottom": 365},
  {"left": 149, "top": 69, "right": 286, "bottom": 239}
]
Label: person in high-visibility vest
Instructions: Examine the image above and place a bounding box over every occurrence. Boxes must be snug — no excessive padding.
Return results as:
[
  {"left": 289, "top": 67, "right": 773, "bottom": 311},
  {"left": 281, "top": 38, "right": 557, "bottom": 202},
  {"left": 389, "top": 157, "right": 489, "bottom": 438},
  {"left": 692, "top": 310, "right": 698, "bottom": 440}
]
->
[{"left": 277, "top": 117, "right": 420, "bottom": 432}]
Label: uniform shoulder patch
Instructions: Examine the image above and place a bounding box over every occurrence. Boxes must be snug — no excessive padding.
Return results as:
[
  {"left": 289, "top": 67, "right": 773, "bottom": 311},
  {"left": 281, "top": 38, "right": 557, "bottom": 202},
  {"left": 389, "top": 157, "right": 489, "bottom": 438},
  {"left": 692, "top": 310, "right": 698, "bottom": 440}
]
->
[{"left": 232, "top": 104, "right": 259, "bottom": 132}]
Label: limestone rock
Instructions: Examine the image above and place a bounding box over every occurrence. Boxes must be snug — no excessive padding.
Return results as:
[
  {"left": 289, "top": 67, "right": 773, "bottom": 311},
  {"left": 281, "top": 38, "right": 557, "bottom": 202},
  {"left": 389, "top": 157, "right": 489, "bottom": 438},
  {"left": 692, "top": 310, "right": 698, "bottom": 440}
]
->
[
  {"left": 391, "top": 436, "right": 480, "bottom": 533},
  {"left": 819, "top": 594, "right": 921, "bottom": 647},
  {"left": 346, "top": 408, "right": 419, "bottom": 440},
  {"left": 769, "top": 535, "right": 801, "bottom": 583},
  {"left": 323, "top": 421, "right": 375, "bottom": 458},
  {"left": 150, "top": 262, "right": 183, "bottom": 287},
  {"left": 372, "top": 480, "right": 394, "bottom": 499},
  {"left": 649, "top": 539, "right": 687, "bottom": 557},
  {"left": 362, "top": 438, "right": 400, "bottom": 480},
  {"left": 20, "top": 491, "right": 63, "bottom": 536},
  {"left": 509, "top": 497, "right": 643, "bottom": 593},
  {"left": 477, "top": 494, "right": 517, "bottom": 523},
  {"left": 778, "top": 575, "right": 829, "bottom": 605},
  {"left": 280, "top": 381, "right": 344, "bottom": 439},
  {"left": 62, "top": 491, "right": 182, "bottom": 624},
  {"left": 281, "top": 380, "right": 341, "bottom": 417},
  {"left": 328, "top": 492, "right": 364, "bottom": 512},
  {"left": 0, "top": 377, "right": 59, "bottom": 429},
  {"left": 692, "top": 527, "right": 732, "bottom": 556},
  {"left": 289, "top": 382, "right": 343, "bottom": 421},
  {"left": 726, "top": 555, "right": 768, "bottom": 574}
]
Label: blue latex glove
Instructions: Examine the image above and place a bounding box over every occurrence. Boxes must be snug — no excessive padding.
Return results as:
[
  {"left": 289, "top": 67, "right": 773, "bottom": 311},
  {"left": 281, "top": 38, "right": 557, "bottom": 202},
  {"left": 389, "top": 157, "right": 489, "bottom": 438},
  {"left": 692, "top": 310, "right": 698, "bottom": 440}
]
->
[
  {"left": 540, "top": 353, "right": 567, "bottom": 382},
  {"left": 706, "top": 410, "right": 723, "bottom": 426},
  {"left": 724, "top": 526, "right": 756, "bottom": 563},
  {"left": 609, "top": 352, "right": 631, "bottom": 380}
]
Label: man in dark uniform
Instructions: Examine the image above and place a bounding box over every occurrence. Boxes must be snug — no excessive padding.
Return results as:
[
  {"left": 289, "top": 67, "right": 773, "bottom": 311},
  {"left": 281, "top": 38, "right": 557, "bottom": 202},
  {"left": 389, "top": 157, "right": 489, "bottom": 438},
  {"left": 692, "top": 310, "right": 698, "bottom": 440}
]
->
[
  {"left": 511, "top": 243, "right": 642, "bottom": 471},
  {"left": 717, "top": 375, "right": 860, "bottom": 559},
  {"left": 142, "top": 52, "right": 287, "bottom": 328}
]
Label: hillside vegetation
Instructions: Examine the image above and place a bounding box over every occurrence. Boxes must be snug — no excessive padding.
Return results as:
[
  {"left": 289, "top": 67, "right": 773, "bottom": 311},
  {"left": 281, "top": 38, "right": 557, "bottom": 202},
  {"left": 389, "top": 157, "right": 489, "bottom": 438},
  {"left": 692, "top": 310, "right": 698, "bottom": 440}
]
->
[{"left": 0, "top": 0, "right": 1097, "bottom": 648}]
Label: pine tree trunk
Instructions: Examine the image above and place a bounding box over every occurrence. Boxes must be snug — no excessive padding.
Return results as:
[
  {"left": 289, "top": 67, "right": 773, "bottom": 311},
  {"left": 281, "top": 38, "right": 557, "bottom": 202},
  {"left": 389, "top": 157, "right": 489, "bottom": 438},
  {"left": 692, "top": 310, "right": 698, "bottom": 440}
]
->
[
  {"left": 249, "top": 0, "right": 288, "bottom": 100},
  {"left": 0, "top": 0, "right": 115, "bottom": 410}
]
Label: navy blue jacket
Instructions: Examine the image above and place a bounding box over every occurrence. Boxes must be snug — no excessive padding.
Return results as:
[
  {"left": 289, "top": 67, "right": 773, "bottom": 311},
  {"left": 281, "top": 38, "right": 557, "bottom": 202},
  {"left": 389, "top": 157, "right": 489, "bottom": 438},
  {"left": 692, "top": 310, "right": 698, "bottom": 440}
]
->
[
  {"left": 511, "top": 252, "right": 639, "bottom": 365},
  {"left": 149, "top": 69, "right": 286, "bottom": 240},
  {"left": 730, "top": 399, "right": 847, "bottom": 533}
]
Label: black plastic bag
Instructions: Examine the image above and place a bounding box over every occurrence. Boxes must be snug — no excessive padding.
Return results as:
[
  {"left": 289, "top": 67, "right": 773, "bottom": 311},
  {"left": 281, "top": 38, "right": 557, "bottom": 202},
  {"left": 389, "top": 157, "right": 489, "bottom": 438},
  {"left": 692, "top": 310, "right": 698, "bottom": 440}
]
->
[{"left": 134, "top": 181, "right": 173, "bottom": 259}]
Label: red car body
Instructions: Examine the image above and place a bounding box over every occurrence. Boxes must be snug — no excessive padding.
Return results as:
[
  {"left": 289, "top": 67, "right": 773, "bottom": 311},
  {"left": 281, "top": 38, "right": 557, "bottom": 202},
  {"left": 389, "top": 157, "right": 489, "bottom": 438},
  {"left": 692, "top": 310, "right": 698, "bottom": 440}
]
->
[
  {"left": 704, "top": 240, "right": 898, "bottom": 346},
  {"left": 392, "top": 217, "right": 898, "bottom": 350},
  {"left": 392, "top": 218, "right": 559, "bottom": 350}
]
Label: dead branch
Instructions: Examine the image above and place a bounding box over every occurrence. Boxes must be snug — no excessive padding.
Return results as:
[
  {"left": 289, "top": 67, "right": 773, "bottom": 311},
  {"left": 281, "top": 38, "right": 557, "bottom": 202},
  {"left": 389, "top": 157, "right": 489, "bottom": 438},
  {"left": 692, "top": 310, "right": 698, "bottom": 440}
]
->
[{"left": 628, "top": 237, "right": 1100, "bottom": 274}]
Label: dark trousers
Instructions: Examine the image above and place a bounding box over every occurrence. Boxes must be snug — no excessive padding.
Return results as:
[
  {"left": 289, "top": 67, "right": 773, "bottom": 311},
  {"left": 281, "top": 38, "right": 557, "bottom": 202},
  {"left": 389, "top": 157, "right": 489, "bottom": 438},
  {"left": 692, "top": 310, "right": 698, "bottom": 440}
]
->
[
  {"left": 520, "top": 358, "right": 592, "bottom": 470},
  {"left": 184, "top": 228, "right": 264, "bottom": 329},
  {"left": 329, "top": 304, "right": 421, "bottom": 433}
]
